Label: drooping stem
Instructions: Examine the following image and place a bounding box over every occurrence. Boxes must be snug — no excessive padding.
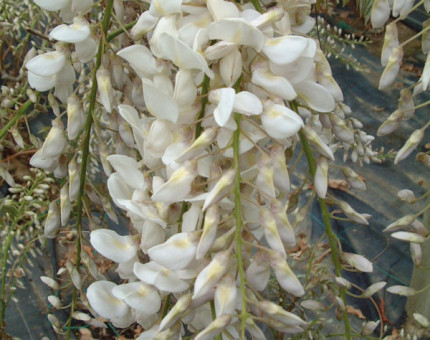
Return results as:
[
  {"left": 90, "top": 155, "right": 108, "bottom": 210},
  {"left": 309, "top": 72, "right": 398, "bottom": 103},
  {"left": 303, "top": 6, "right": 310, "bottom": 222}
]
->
[
  {"left": 298, "top": 129, "right": 352, "bottom": 340},
  {"left": 233, "top": 112, "right": 248, "bottom": 339},
  {"left": 64, "top": 0, "right": 115, "bottom": 338}
]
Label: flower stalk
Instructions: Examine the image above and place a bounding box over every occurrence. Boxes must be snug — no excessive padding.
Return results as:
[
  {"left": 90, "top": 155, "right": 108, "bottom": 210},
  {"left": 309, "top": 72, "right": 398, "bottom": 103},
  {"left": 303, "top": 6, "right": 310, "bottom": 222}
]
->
[
  {"left": 297, "top": 127, "right": 352, "bottom": 340},
  {"left": 64, "top": 0, "right": 115, "bottom": 338}
]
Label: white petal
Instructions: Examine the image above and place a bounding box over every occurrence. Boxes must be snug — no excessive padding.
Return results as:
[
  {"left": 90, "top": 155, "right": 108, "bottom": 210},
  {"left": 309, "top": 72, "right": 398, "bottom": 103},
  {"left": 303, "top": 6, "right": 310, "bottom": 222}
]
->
[
  {"left": 371, "top": 0, "right": 390, "bottom": 28},
  {"left": 214, "top": 276, "right": 237, "bottom": 316},
  {"left": 28, "top": 71, "right": 56, "bottom": 91},
  {"left": 208, "top": 18, "right": 265, "bottom": 51},
  {"left": 246, "top": 260, "right": 270, "bottom": 291},
  {"left": 149, "top": 0, "right": 182, "bottom": 17},
  {"left": 379, "top": 47, "right": 403, "bottom": 90},
  {"left": 295, "top": 80, "right": 336, "bottom": 112},
  {"left": 34, "top": 0, "right": 70, "bottom": 11},
  {"left": 112, "top": 282, "right": 161, "bottom": 314},
  {"left": 131, "top": 11, "right": 158, "bottom": 39},
  {"left": 107, "top": 172, "right": 133, "bottom": 209},
  {"left": 86, "top": 281, "right": 134, "bottom": 327},
  {"left": 107, "top": 154, "right": 144, "bottom": 190},
  {"left": 220, "top": 47, "right": 242, "bottom": 87},
  {"left": 193, "top": 251, "right": 231, "bottom": 300},
  {"left": 26, "top": 51, "right": 66, "bottom": 76},
  {"left": 142, "top": 80, "right": 179, "bottom": 123},
  {"left": 117, "top": 45, "right": 158, "bottom": 77},
  {"left": 196, "top": 206, "right": 220, "bottom": 259},
  {"left": 148, "top": 232, "right": 198, "bottom": 270},
  {"left": 209, "top": 88, "right": 236, "bottom": 127},
  {"left": 40, "top": 120, "right": 67, "bottom": 159},
  {"left": 271, "top": 253, "right": 305, "bottom": 297},
  {"left": 207, "top": 0, "right": 239, "bottom": 21},
  {"left": 49, "top": 19, "right": 90, "bottom": 43},
  {"left": 261, "top": 102, "right": 304, "bottom": 140},
  {"left": 252, "top": 67, "right": 297, "bottom": 101},
  {"left": 90, "top": 229, "right": 138, "bottom": 263},
  {"left": 204, "top": 41, "right": 236, "bottom": 60},
  {"left": 173, "top": 69, "right": 197, "bottom": 107},
  {"left": 159, "top": 294, "right": 192, "bottom": 332},
  {"left": 233, "top": 91, "right": 262, "bottom": 116},
  {"left": 134, "top": 261, "right": 190, "bottom": 293},
  {"left": 202, "top": 169, "right": 235, "bottom": 211},
  {"left": 156, "top": 33, "right": 213, "bottom": 77},
  {"left": 263, "top": 36, "right": 309, "bottom": 65},
  {"left": 151, "top": 162, "right": 197, "bottom": 202}
]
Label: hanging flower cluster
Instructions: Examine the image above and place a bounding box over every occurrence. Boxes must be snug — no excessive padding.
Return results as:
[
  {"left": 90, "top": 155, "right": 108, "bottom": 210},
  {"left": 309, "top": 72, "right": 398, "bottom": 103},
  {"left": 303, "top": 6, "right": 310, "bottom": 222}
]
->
[{"left": 25, "top": 0, "right": 385, "bottom": 338}]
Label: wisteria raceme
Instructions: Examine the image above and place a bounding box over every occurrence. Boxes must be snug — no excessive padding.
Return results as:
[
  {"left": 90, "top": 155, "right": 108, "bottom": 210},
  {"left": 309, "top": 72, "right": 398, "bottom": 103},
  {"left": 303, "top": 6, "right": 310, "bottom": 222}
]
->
[{"left": 24, "top": 0, "right": 389, "bottom": 338}]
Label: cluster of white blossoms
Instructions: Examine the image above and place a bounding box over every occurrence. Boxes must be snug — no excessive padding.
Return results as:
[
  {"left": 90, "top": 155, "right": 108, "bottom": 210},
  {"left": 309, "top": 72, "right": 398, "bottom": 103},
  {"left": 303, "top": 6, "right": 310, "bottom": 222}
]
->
[{"left": 26, "top": 0, "right": 382, "bottom": 338}]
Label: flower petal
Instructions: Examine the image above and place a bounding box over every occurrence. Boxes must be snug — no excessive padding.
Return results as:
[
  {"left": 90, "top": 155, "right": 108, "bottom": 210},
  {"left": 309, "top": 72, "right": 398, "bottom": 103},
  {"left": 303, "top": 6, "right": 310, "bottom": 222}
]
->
[
  {"left": 26, "top": 51, "right": 66, "bottom": 77},
  {"left": 209, "top": 88, "right": 236, "bottom": 127},
  {"left": 261, "top": 102, "right": 304, "bottom": 140},
  {"left": 208, "top": 18, "right": 265, "bottom": 51},
  {"left": 117, "top": 45, "right": 158, "bottom": 77},
  {"left": 49, "top": 18, "right": 90, "bottom": 43},
  {"left": 90, "top": 229, "right": 138, "bottom": 263},
  {"left": 148, "top": 232, "right": 199, "bottom": 270},
  {"left": 134, "top": 261, "right": 190, "bottom": 293}
]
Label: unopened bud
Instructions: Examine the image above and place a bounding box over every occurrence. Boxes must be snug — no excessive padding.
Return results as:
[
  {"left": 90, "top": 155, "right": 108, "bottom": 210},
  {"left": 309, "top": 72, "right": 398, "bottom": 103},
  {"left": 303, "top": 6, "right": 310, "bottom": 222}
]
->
[
  {"left": 44, "top": 201, "right": 60, "bottom": 239},
  {"left": 314, "top": 157, "right": 329, "bottom": 198},
  {"left": 394, "top": 127, "right": 425, "bottom": 164}
]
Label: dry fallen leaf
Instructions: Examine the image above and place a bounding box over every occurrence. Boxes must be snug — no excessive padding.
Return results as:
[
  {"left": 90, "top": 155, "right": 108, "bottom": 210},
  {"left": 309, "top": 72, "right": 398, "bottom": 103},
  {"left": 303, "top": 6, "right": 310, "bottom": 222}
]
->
[
  {"left": 346, "top": 305, "right": 365, "bottom": 319},
  {"left": 79, "top": 328, "right": 94, "bottom": 340},
  {"left": 328, "top": 179, "right": 350, "bottom": 191}
]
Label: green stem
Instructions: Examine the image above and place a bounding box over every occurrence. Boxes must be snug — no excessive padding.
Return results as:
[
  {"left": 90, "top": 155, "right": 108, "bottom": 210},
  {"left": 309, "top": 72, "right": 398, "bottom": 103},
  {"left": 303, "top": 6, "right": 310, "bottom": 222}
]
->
[
  {"left": 106, "top": 20, "right": 136, "bottom": 42},
  {"left": 0, "top": 99, "right": 33, "bottom": 140},
  {"left": 250, "top": 0, "right": 264, "bottom": 13},
  {"left": 233, "top": 113, "right": 247, "bottom": 339},
  {"left": 64, "top": 0, "right": 115, "bottom": 338},
  {"left": 298, "top": 129, "right": 352, "bottom": 340}
]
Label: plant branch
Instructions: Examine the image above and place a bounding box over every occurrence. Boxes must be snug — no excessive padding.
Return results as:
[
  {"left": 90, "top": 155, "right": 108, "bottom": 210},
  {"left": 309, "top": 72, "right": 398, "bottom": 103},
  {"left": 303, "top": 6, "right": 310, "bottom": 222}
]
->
[
  {"left": 295, "top": 105, "right": 352, "bottom": 340},
  {"left": 64, "top": 0, "right": 115, "bottom": 338}
]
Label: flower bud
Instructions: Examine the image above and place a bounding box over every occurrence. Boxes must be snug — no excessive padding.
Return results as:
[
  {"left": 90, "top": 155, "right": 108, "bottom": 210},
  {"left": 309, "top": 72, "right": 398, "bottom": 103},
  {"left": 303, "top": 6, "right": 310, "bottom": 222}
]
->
[
  {"left": 314, "top": 157, "right": 329, "bottom": 198},
  {"left": 192, "top": 250, "right": 231, "bottom": 300},
  {"left": 302, "top": 126, "right": 335, "bottom": 160},
  {"left": 68, "top": 158, "right": 80, "bottom": 202},
  {"left": 383, "top": 214, "right": 415, "bottom": 232},
  {"left": 60, "top": 183, "right": 71, "bottom": 226},
  {"left": 256, "top": 154, "right": 276, "bottom": 198},
  {"left": 379, "top": 46, "right": 403, "bottom": 90},
  {"left": 44, "top": 201, "right": 60, "bottom": 239},
  {"left": 159, "top": 293, "right": 192, "bottom": 332},
  {"left": 386, "top": 285, "right": 418, "bottom": 296},
  {"left": 394, "top": 127, "right": 425, "bottom": 164},
  {"left": 96, "top": 68, "right": 113, "bottom": 113},
  {"left": 361, "top": 321, "right": 380, "bottom": 336},
  {"left": 381, "top": 22, "right": 399, "bottom": 66},
  {"left": 67, "top": 95, "right": 85, "bottom": 140},
  {"left": 410, "top": 242, "right": 422, "bottom": 266},
  {"left": 342, "top": 167, "right": 366, "bottom": 191},
  {"left": 41, "top": 119, "right": 67, "bottom": 159},
  {"left": 371, "top": 0, "right": 390, "bottom": 28},
  {"left": 391, "top": 231, "right": 426, "bottom": 243},
  {"left": 341, "top": 252, "right": 373, "bottom": 272},
  {"left": 196, "top": 206, "right": 220, "bottom": 259},
  {"left": 202, "top": 169, "right": 235, "bottom": 211}
]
